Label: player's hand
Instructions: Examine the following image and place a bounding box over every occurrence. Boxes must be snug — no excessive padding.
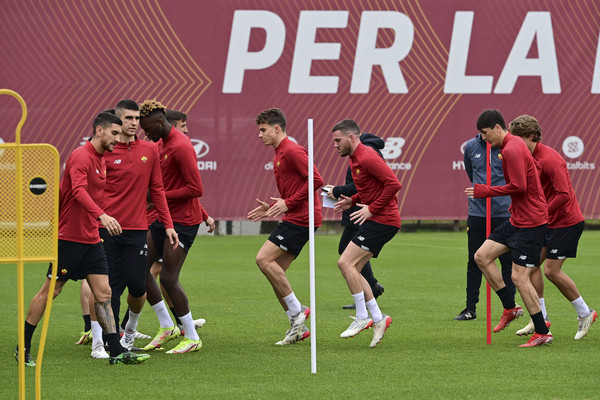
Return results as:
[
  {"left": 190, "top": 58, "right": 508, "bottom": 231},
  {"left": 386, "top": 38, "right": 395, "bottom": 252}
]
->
[
  {"left": 333, "top": 194, "right": 353, "bottom": 214},
  {"left": 165, "top": 228, "right": 179, "bottom": 249},
  {"left": 146, "top": 201, "right": 155, "bottom": 211},
  {"left": 99, "top": 214, "right": 122, "bottom": 236},
  {"left": 465, "top": 187, "right": 474, "bottom": 198},
  {"left": 265, "top": 197, "right": 288, "bottom": 218},
  {"left": 324, "top": 184, "right": 336, "bottom": 199},
  {"left": 247, "top": 198, "right": 270, "bottom": 221},
  {"left": 205, "top": 216, "right": 216, "bottom": 233},
  {"left": 349, "top": 203, "right": 372, "bottom": 225}
]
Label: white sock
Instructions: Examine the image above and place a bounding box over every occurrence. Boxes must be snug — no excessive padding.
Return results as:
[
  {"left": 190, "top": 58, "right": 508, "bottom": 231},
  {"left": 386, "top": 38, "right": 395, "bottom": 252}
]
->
[
  {"left": 180, "top": 312, "right": 199, "bottom": 341},
  {"left": 366, "top": 298, "right": 383, "bottom": 322},
  {"left": 282, "top": 292, "right": 302, "bottom": 315},
  {"left": 91, "top": 320, "right": 103, "bottom": 347},
  {"left": 352, "top": 291, "right": 368, "bottom": 320},
  {"left": 152, "top": 301, "right": 174, "bottom": 328},
  {"left": 124, "top": 310, "right": 141, "bottom": 333},
  {"left": 539, "top": 297, "right": 548, "bottom": 320},
  {"left": 285, "top": 309, "right": 293, "bottom": 322},
  {"left": 571, "top": 296, "right": 591, "bottom": 318}
]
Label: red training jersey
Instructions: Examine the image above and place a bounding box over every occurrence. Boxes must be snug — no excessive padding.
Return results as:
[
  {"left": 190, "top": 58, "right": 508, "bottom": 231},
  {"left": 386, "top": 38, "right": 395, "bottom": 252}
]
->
[
  {"left": 158, "top": 127, "right": 204, "bottom": 226},
  {"left": 102, "top": 137, "right": 173, "bottom": 230},
  {"left": 474, "top": 133, "right": 547, "bottom": 228},
  {"left": 273, "top": 137, "right": 323, "bottom": 227},
  {"left": 58, "top": 141, "right": 106, "bottom": 243},
  {"left": 533, "top": 142, "right": 584, "bottom": 228},
  {"left": 349, "top": 143, "right": 402, "bottom": 228}
]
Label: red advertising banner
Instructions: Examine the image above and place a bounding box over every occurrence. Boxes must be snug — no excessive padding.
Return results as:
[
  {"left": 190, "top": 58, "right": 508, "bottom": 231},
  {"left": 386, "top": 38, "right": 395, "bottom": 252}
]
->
[{"left": 1, "top": 0, "right": 599, "bottom": 220}]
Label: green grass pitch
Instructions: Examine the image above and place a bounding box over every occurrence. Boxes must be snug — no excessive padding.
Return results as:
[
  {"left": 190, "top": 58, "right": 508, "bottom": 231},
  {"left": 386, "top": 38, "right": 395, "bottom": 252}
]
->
[{"left": 2, "top": 231, "right": 599, "bottom": 399}]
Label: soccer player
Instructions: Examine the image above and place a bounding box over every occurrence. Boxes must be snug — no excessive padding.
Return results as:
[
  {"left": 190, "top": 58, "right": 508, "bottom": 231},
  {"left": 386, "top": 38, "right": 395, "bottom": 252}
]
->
[
  {"left": 15, "top": 112, "right": 149, "bottom": 366},
  {"left": 92, "top": 99, "right": 178, "bottom": 357},
  {"left": 465, "top": 109, "right": 551, "bottom": 347},
  {"left": 145, "top": 108, "right": 211, "bottom": 334},
  {"left": 139, "top": 99, "right": 205, "bottom": 354},
  {"left": 509, "top": 115, "right": 597, "bottom": 340},
  {"left": 454, "top": 133, "right": 515, "bottom": 321},
  {"left": 247, "top": 108, "right": 323, "bottom": 345},
  {"left": 331, "top": 119, "right": 400, "bottom": 348},
  {"left": 324, "top": 132, "right": 386, "bottom": 310}
]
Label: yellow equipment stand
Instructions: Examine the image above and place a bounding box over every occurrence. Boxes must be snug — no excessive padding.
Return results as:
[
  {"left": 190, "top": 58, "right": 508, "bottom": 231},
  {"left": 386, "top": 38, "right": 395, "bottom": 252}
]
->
[{"left": 0, "top": 89, "right": 60, "bottom": 400}]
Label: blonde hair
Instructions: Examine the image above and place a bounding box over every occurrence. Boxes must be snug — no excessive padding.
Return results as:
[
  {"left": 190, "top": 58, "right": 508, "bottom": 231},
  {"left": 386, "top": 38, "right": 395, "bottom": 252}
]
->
[{"left": 139, "top": 99, "right": 166, "bottom": 118}]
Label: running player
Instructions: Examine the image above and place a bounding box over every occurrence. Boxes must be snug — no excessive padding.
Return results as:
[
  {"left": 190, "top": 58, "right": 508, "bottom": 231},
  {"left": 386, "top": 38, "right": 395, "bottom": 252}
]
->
[
  {"left": 331, "top": 119, "right": 400, "bottom": 348},
  {"left": 509, "top": 115, "right": 596, "bottom": 340},
  {"left": 465, "top": 109, "right": 551, "bottom": 347},
  {"left": 247, "top": 108, "right": 323, "bottom": 345}
]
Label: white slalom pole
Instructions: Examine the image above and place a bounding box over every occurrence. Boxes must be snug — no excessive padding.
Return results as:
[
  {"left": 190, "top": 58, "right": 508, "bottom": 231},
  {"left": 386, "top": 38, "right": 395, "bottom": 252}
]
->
[{"left": 307, "top": 118, "right": 317, "bottom": 374}]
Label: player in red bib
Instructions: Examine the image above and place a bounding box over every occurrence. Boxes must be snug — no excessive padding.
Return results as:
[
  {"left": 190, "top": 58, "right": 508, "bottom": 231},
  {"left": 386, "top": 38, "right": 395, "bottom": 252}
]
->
[
  {"left": 248, "top": 108, "right": 323, "bottom": 345},
  {"left": 509, "top": 115, "right": 597, "bottom": 340},
  {"left": 465, "top": 109, "right": 551, "bottom": 347},
  {"left": 331, "top": 119, "right": 400, "bottom": 348}
]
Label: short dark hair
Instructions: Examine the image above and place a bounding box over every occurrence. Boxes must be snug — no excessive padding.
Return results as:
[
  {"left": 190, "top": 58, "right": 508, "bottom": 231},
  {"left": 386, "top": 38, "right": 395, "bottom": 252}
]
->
[
  {"left": 115, "top": 99, "right": 139, "bottom": 112},
  {"left": 255, "top": 108, "right": 286, "bottom": 132},
  {"left": 93, "top": 111, "right": 122, "bottom": 133},
  {"left": 476, "top": 109, "right": 506, "bottom": 131},
  {"left": 509, "top": 115, "right": 542, "bottom": 142},
  {"left": 100, "top": 108, "right": 115, "bottom": 115},
  {"left": 331, "top": 119, "right": 360, "bottom": 135},
  {"left": 166, "top": 109, "right": 188, "bottom": 124}
]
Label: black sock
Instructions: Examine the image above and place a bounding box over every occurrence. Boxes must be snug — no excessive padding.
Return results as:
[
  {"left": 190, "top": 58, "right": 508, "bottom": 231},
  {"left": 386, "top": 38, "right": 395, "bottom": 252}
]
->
[
  {"left": 495, "top": 287, "right": 516, "bottom": 310},
  {"left": 24, "top": 322, "right": 37, "bottom": 353},
  {"left": 104, "top": 333, "right": 124, "bottom": 357},
  {"left": 531, "top": 312, "right": 550, "bottom": 334},
  {"left": 83, "top": 314, "right": 91, "bottom": 332},
  {"left": 121, "top": 308, "right": 130, "bottom": 330},
  {"left": 170, "top": 307, "right": 182, "bottom": 325}
]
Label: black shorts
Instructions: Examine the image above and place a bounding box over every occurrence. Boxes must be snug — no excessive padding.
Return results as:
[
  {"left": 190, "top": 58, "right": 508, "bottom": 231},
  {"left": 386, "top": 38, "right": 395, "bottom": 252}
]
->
[
  {"left": 351, "top": 220, "right": 399, "bottom": 258},
  {"left": 488, "top": 220, "right": 547, "bottom": 267},
  {"left": 150, "top": 220, "right": 199, "bottom": 258},
  {"left": 47, "top": 240, "right": 108, "bottom": 281},
  {"left": 545, "top": 221, "right": 584, "bottom": 260},
  {"left": 268, "top": 221, "right": 316, "bottom": 256},
  {"left": 99, "top": 228, "right": 147, "bottom": 298}
]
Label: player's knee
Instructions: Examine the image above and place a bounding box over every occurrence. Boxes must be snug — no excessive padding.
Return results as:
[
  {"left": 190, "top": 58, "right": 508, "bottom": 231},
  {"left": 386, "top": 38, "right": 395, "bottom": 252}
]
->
[
  {"left": 543, "top": 267, "right": 557, "bottom": 282},
  {"left": 473, "top": 251, "right": 487, "bottom": 269},
  {"left": 129, "top": 284, "right": 146, "bottom": 298}
]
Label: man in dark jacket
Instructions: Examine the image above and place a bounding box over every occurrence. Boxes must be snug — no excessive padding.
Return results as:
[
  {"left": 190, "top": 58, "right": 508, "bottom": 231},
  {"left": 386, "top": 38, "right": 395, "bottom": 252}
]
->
[{"left": 325, "top": 133, "right": 386, "bottom": 309}]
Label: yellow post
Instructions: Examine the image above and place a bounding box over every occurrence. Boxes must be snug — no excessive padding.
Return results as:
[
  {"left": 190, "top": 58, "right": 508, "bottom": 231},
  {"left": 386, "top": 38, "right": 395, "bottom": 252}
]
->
[{"left": 0, "top": 89, "right": 59, "bottom": 400}]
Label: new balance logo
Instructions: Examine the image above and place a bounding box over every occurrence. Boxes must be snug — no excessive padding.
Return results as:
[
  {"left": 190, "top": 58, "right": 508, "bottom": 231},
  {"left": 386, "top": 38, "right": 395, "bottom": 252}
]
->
[
  {"left": 357, "top": 236, "right": 365, "bottom": 241},
  {"left": 550, "top": 249, "right": 558, "bottom": 254},
  {"left": 113, "top": 159, "right": 122, "bottom": 164},
  {"left": 519, "top": 255, "right": 527, "bottom": 260},
  {"left": 276, "top": 235, "right": 284, "bottom": 240}
]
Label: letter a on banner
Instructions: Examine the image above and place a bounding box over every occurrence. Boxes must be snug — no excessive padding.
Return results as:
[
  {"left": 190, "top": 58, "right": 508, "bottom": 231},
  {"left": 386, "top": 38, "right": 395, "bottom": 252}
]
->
[{"left": 0, "top": 89, "right": 60, "bottom": 400}]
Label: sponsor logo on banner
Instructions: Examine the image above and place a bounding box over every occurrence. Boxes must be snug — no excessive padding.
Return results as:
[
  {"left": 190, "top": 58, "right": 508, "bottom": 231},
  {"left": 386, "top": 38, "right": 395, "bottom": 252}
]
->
[
  {"left": 382, "top": 137, "right": 411, "bottom": 171},
  {"left": 190, "top": 139, "right": 217, "bottom": 171},
  {"left": 562, "top": 136, "right": 595, "bottom": 170}
]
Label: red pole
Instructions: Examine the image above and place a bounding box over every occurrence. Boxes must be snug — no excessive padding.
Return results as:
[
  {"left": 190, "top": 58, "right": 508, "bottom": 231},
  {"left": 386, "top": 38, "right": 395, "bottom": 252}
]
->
[{"left": 486, "top": 142, "right": 492, "bottom": 344}]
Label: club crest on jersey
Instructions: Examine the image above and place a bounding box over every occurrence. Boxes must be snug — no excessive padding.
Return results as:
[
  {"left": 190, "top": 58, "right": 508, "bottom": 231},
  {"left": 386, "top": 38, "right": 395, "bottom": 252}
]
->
[
  {"left": 141, "top": 156, "right": 148, "bottom": 163},
  {"left": 355, "top": 169, "right": 360, "bottom": 174},
  {"left": 61, "top": 268, "right": 68, "bottom": 276},
  {"left": 498, "top": 154, "right": 503, "bottom": 160},
  {"left": 164, "top": 154, "right": 168, "bottom": 160},
  {"left": 276, "top": 161, "right": 280, "bottom": 167}
]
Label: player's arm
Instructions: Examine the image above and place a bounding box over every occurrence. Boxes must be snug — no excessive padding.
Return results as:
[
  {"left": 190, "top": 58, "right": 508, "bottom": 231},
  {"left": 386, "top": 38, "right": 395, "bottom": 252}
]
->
[
  {"left": 281, "top": 147, "right": 324, "bottom": 211},
  {"left": 544, "top": 159, "right": 571, "bottom": 216},
  {"left": 463, "top": 142, "right": 474, "bottom": 183},
  {"left": 147, "top": 146, "right": 174, "bottom": 229},
  {"left": 363, "top": 153, "right": 402, "bottom": 216},
  {"left": 165, "top": 144, "right": 203, "bottom": 200},
  {"left": 473, "top": 147, "right": 526, "bottom": 198}
]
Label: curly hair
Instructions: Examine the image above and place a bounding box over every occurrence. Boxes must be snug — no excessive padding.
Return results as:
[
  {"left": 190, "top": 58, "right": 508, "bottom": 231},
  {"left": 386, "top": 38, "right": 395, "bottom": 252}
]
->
[
  {"left": 139, "top": 99, "right": 166, "bottom": 118},
  {"left": 509, "top": 115, "right": 542, "bottom": 142}
]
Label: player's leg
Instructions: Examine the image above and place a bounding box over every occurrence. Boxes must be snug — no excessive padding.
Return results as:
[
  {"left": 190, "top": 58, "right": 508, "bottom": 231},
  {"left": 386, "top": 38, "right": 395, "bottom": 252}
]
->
[
  {"left": 75, "top": 280, "right": 93, "bottom": 344},
  {"left": 455, "top": 215, "right": 485, "bottom": 320}
]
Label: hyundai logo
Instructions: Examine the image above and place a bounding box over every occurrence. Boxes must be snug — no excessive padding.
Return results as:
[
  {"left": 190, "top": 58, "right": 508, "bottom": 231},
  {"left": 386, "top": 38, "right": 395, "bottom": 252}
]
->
[{"left": 190, "top": 139, "right": 210, "bottom": 158}]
